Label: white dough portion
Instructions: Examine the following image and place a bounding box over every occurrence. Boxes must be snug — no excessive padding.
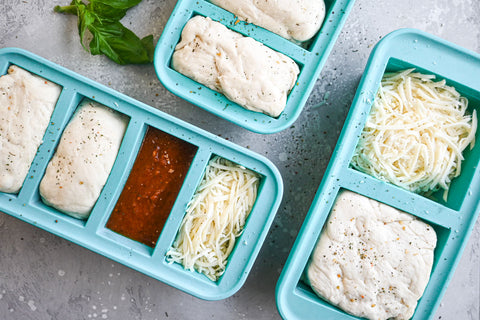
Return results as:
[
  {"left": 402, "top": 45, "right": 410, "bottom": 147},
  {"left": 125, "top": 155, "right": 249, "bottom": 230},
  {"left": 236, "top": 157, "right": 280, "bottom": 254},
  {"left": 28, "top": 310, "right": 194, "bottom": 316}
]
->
[
  {"left": 211, "top": 0, "right": 325, "bottom": 42},
  {"left": 39, "top": 100, "right": 128, "bottom": 219},
  {"left": 172, "top": 16, "right": 299, "bottom": 118},
  {"left": 0, "top": 65, "right": 61, "bottom": 194},
  {"left": 306, "top": 190, "right": 437, "bottom": 320}
]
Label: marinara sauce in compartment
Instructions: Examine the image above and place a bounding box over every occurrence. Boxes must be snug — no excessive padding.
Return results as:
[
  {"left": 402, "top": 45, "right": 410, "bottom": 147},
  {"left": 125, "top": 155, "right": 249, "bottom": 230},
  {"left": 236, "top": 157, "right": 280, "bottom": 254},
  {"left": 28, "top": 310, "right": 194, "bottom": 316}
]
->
[{"left": 106, "top": 126, "right": 198, "bottom": 247}]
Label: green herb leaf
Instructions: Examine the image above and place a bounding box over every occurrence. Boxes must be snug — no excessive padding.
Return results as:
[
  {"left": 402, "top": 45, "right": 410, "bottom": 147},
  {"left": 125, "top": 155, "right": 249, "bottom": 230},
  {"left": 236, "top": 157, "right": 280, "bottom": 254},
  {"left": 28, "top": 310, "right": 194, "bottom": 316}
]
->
[
  {"left": 54, "top": 0, "right": 154, "bottom": 65},
  {"left": 54, "top": 4, "right": 78, "bottom": 15},
  {"left": 77, "top": 4, "right": 96, "bottom": 50},
  {"left": 88, "top": 20, "right": 153, "bottom": 64},
  {"left": 92, "top": 0, "right": 142, "bottom": 10},
  {"left": 88, "top": 2, "right": 128, "bottom": 22},
  {"left": 140, "top": 34, "right": 155, "bottom": 62}
]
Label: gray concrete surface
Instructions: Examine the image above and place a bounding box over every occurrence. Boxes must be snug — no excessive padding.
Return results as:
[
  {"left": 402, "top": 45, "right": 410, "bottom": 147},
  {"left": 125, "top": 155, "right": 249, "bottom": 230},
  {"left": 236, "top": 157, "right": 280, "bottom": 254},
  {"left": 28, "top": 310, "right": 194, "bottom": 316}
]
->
[{"left": 0, "top": 0, "right": 479, "bottom": 319}]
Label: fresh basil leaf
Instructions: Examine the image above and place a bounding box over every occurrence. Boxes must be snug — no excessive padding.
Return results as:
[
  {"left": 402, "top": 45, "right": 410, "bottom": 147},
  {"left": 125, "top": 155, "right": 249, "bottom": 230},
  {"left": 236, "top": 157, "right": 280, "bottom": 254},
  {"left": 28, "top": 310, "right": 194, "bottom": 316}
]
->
[
  {"left": 91, "top": 0, "right": 142, "bottom": 10},
  {"left": 88, "top": 2, "right": 127, "bottom": 22},
  {"left": 77, "top": 4, "right": 96, "bottom": 50},
  {"left": 54, "top": 0, "right": 154, "bottom": 65},
  {"left": 54, "top": 4, "right": 78, "bottom": 15},
  {"left": 88, "top": 21, "right": 153, "bottom": 64},
  {"left": 140, "top": 34, "right": 155, "bottom": 62}
]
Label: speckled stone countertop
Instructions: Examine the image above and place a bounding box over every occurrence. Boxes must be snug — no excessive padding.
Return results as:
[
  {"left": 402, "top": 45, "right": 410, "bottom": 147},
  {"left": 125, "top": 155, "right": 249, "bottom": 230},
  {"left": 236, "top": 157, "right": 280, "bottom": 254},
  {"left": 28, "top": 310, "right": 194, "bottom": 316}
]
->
[{"left": 0, "top": 0, "right": 479, "bottom": 319}]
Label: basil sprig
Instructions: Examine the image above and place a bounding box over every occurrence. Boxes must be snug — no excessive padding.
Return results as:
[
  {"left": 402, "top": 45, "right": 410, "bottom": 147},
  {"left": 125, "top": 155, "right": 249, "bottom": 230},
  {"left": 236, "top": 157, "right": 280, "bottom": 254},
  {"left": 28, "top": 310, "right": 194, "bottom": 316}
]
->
[{"left": 55, "top": 0, "right": 154, "bottom": 65}]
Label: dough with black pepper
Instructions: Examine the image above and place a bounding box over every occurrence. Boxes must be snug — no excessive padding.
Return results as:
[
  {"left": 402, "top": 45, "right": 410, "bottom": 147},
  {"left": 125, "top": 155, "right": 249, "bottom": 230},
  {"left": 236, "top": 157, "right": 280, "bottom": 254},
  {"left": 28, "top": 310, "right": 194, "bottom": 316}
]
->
[
  {"left": 211, "top": 0, "right": 325, "bottom": 42},
  {"left": 172, "top": 16, "right": 299, "bottom": 118},
  {"left": 306, "top": 190, "right": 436, "bottom": 320},
  {"left": 39, "top": 100, "right": 127, "bottom": 219},
  {"left": 0, "top": 65, "right": 61, "bottom": 193}
]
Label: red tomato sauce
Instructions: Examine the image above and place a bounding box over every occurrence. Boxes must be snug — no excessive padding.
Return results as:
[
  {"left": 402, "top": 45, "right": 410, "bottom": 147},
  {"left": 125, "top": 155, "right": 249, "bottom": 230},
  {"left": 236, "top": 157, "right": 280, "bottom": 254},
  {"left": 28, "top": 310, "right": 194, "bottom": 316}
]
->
[{"left": 106, "top": 127, "right": 197, "bottom": 247}]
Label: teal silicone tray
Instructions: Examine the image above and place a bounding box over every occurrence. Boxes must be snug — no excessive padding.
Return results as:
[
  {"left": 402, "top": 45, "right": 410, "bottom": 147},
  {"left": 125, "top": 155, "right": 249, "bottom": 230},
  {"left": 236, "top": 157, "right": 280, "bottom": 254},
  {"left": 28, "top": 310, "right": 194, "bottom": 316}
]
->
[
  {"left": 153, "top": 0, "right": 356, "bottom": 134},
  {"left": 276, "top": 29, "right": 480, "bottom": 319},
  {"left": 0, "top": 47, "right": 283, "bottom": 301}
]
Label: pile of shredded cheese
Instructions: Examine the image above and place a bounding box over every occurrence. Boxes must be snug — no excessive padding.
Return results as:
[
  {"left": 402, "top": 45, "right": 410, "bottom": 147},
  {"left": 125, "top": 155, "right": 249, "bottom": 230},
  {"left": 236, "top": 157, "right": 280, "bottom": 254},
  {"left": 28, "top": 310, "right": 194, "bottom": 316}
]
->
[
  {"left": 351, "top": 69, "right": 477, "bottom": 200},
  {"left": 166, "top": 156, "right": 260, "bottom": 281}
]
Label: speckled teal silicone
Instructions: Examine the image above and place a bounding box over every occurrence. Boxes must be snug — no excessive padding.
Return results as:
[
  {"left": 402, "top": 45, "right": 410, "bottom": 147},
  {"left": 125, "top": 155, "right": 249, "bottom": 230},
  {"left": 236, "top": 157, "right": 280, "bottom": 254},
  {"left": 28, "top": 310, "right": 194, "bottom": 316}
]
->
[
  {"left": 153, "top": 0, "right": 356, "bottom": 134},
  {"left": 0, "top": 47, "right": 283, "bottom": 300},
  {"left": 276, "top": 29, "right": 480, "bottom": 319}
]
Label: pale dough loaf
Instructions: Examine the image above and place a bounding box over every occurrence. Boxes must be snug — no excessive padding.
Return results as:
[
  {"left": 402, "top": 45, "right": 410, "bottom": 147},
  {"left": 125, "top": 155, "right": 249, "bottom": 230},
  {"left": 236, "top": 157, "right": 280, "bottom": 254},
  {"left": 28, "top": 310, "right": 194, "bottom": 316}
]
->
[
  {"left": 39, "top": 100, "right": 128, "bottom": 219},
  {"left": 172, "top": 16, "right": 299, "bottom": 118},
  {"left": 0, "top": 65, "right": 61, "bottom": 193},
  {"left": 307, "top": 190, "right": 437, "bottom": 320},
  {"left": 211, "top": 0, "right": 325, "bottom": 42}
]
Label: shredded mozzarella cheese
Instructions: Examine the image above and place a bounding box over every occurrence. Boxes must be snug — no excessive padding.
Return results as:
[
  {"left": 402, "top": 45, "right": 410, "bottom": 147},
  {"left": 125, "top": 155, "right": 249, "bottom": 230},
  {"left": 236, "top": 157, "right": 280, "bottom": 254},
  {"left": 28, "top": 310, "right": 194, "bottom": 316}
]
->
[
  {"left": 166, "top": 156, "right": 260, "bottom": 281},
  {"left": 351, "top": 69, "right": 477, "bottom": 200}
]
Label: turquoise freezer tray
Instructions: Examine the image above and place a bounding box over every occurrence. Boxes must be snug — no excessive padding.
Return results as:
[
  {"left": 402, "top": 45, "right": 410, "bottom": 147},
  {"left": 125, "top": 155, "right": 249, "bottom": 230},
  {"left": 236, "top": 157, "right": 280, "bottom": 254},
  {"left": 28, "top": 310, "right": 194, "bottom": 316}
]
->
[
  {"left": 276, "top": 29, "right": 480, "bottom": 319},
  {"left": 0, "top": 47, "right": 283, "bottom": 301},
  {"left": 153, "top": 0, "right": 356, "bottom": 134}
]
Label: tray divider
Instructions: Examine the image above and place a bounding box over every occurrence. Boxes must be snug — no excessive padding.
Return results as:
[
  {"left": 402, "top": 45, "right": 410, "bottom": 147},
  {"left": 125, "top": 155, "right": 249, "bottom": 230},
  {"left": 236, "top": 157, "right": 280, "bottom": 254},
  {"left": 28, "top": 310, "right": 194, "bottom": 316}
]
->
[
  {"left": 151, "top": 146, "right": 212, "bottom": 261},
  {"left": 341, "top": 168, "right": 458, "bottom": 228},
  {"left": 18, "top": 88, "right": 81, "bottom": 204},
  {"left": 84, "top": 119, "right": 146, "bottom": 232},
  {"left": 197, "top": 1, "right": 310, "bottom": 64}
]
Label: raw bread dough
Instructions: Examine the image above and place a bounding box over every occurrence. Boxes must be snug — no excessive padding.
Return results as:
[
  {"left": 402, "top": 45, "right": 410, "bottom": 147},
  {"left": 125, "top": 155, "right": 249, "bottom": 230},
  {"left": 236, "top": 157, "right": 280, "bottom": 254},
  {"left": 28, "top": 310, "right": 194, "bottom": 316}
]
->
[
  {"left": 172, "top": 16, "right": 299, "bottom": 118},
  {"left": 307, "top": 190, "right": 437, "bottom": 320},
  {"left": 211, "top": 0, "right": 325, "bottom": 42},
  {"left": 0, "top": 65, "right": 61, "bottom": 193},
  {"left": 39, "top": 100, "right": 128, "bottom": 219}
]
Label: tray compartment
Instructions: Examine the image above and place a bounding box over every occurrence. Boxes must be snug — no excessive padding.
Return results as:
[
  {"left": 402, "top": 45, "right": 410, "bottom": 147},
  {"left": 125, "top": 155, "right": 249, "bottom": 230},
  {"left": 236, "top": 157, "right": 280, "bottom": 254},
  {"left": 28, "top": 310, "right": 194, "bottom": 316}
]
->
[
  {"left": 161, "top": 10, "right": 307, "bottom": 122},
  {"left": 31, "top": 96, "right": 130, "bottom": 225},
  {"left": 282, "top": 186, "right": 452, "bottom": 320},
  {"left": 161, "top": 146, "right": 281, "bottom": 294},
  {"left": 349, "top": 56, "right": 480, "bottom": 211},
  {"left": 0, "top": 62, "right": 66, "bottom": 197},
  {"left": 163, "top": 153, "right": 266, "bottom": 279},
  {"left": 104, "top": 125, "right": 198, "bottom": 248},
  {"left": 153, "top": 151, "right": 278, "bottom": 299}
]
